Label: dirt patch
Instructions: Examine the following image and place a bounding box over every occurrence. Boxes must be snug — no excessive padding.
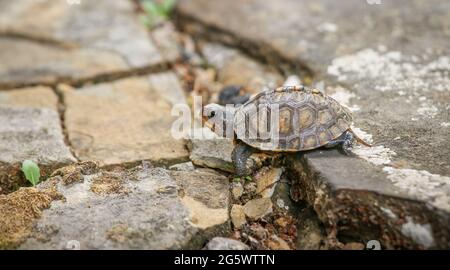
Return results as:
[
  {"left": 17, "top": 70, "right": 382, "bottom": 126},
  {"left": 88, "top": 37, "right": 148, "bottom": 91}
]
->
[
  {"left": 51, "top": 161, "right": 99, "bottom": 186},
  {"left": 0, "top": 187, "right": 62, "bottom": 249},
  {"left": 90, "top": 172, "right": 129, "bottom": 195}
]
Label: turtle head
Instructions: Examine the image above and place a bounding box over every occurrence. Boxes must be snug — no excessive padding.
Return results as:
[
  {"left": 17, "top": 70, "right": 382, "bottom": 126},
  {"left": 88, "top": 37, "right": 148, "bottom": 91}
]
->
[{"left": 203, "top": 103, "right": 235, "bottom": 138}]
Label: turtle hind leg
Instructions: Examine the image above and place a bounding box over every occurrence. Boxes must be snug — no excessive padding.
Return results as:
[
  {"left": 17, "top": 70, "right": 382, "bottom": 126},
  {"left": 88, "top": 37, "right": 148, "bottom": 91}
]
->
[
  {"left": 325, "top": 131, "right": 354, "bottom": 155},
  {"left": 232, "top": 141, "right": 256, "bottom": 176}
]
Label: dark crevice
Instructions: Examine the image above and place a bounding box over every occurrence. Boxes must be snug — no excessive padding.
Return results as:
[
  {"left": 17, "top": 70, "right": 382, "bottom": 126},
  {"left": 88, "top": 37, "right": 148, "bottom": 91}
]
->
[
  {"left": 0, "top": 31, "right": 79, "bottom": 50},
  {"left": 50, "top": 85, "right": 79, "bottom": 162},
  {"left": 173, "top": 11, "right": 315, "bottom": 79},
  {"left": 0, "top": 61, "right": 173, "bottom": 91}
]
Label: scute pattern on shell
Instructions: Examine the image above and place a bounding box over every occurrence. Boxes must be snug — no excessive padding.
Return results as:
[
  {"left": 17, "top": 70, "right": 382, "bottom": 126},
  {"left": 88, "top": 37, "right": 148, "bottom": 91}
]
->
[{"left": 234, "top": 86, "right": 353, "bottom": 151}]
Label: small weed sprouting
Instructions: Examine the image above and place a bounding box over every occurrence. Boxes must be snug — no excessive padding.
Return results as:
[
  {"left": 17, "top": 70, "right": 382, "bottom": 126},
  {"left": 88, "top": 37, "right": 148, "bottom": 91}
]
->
[
  {"left": 244, "top": 176, "right": 252, "bottom": 182},
  {"left": 21, "top": 160, "right": 41, "bottom": 187},
  {"left": 140, "top": 0, "right": 177, "bottom": 28}
]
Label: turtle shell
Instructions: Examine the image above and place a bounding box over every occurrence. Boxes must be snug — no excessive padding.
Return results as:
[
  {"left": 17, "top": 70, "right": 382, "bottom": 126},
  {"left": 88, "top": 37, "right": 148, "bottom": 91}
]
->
[{"left": 234, "top": 86, "right": 353, "bottom": 151}]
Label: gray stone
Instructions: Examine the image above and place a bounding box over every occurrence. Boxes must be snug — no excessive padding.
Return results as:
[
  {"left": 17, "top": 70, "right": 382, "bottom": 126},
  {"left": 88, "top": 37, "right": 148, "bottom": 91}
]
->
[
  {"left": 169, "top": 161, "right": 195, "bottom": 171},
  {"left": 231, "top": 182, "right": 244, "bottom": 200},
  {"left": 200, "top": 42, "right": 283, "bottom": 93},
  {"left": 61, "top": 75, "right": 189, "bottom": 167},
  {"left": 188, "top": 136, "right": 235, "bottom": 173},
  {"left": 255, "top": 167, "right": 283, "bottom": 198},
  {"left": 151, "top": 22, "right": 182, "bottom": 63},
  {"left": 243, "top": 198, "right": 273, "bottom": 220},
  {"left": 0, "top": 89, "right": 76, "bottom": 193},
  {"left": 0, "top": 36, "right": 128, "bottom": 89},
  {"left": 177, "top": 0, "right": 449, "bottom": 75},
  {"left": 286, "top": 153, "right": 450, "bottom": 249},
  {"left": 16, "top": 164, "right": 230, "bottom": 249},
  {"left": 230, "top": 204, "right": 246, "bottom": 228},
  {"left": 0, "top": 0, "right": 167, "bottom": 88},
  {"left": 147, "top": 72, "right": 187, "bottom": 106},
  {"left": 205, "top": 237, "right": 249, "bottom": 250}
]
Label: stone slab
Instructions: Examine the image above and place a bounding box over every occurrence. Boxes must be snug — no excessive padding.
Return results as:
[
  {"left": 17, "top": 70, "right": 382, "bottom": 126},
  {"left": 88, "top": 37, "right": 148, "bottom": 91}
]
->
[
  {"left": 0, "top": 0, "right": 167, "bottom": 88},
  {"left": 0, "top": 87, "right": 76, "bottom": 193},
  {"left": 3, "top": 163, "right": 230, "bottom": 249},
  {"left": 61, "top": 75, "right": 189, "bottom": 166}
]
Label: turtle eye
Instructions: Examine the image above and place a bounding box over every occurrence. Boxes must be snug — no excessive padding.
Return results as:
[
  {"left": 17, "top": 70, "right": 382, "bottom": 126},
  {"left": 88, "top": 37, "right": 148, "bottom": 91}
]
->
[{"left": 209, "top": 111, "right": 216, "bottom": 118}]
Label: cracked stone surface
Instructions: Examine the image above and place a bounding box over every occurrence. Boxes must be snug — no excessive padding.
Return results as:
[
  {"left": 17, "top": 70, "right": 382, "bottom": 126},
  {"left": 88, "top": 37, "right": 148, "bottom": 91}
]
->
[
  {"left": 177, "top": 0, "right": 450, "bottom": 249},
  {"left": 0, "top": 0, "right": 166, "bottom": 88},
  {"left": 9, "top": 163, "right": 229, "bottom": 250},
  {"left": 0, "top": 87, "right": 76, "bottom": 194},
  {"left": 61, "top": 75, "right": 189, "bottom": 167},
  {"left": 200, "top": 42, "right": 283, "bottom": 93}
]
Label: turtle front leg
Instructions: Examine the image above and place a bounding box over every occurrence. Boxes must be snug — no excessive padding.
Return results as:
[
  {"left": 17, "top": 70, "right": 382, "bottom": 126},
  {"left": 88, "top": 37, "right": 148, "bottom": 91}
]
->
[
  {"left": 325, "top": 131, "right": 354, "bottom": 155},
  {"left": 231, "top": 140, "right": 256, "bottom": 176}
]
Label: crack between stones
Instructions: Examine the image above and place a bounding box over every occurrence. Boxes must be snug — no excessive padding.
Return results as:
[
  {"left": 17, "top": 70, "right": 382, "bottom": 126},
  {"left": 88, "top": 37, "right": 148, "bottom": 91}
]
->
[
  {"left": 173, "top": 11, "right": 315, "bottom": 79},
  {"left": 50, "top": 85, "right": 79, "bottom": 162},
  {"left": 0, "top": 61, "right": 174, "bottom": 91},
  {"left": 0, "top": 31, "right": 79, "bottom": 50}
]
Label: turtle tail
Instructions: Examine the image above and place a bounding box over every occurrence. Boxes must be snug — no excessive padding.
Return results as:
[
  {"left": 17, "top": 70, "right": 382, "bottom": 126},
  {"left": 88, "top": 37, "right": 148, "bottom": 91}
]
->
[{"left": 348, "top": 127, "right": 372, "bottom": 147}]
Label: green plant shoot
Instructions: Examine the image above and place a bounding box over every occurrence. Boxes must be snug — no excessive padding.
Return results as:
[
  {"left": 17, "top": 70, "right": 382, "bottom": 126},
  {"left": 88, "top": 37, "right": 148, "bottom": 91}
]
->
[
  {"left": 140, "top": 0, "right": 177, "bottom": 28},
  {"left": 21, "top": 160, "right": 40, "bottom": 187}
]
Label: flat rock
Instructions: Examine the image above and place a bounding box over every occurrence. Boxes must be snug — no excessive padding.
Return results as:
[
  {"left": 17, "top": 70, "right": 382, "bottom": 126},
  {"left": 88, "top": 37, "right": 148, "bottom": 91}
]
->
[
  {"left": 188, "top": 133, "right": 235, "bottom": 173},
  {"left": 177, "top": 0, "right": 449, "bottom": 74},
  {"left": 0, "top": 37, "right": 128, "bottom": 89},
  {"left": 287, "top": 152, "right": 450, "bottom": 249},
  {"left": 230, "top": 204, "right": 246, "bottom": 228},
  {"left": 0, "top": 0, "right": 166, "bottom": 88},
  {"left": 204, "top": 237, "right": 249, "bottom": 250},
  {"left": 243, "top": 198, "right": 273, "bottom": 220},
  {"left": 0, "top": 86, "right": 58, "bottom": 110},
  {"left": 255, "top": 167, "right": 283, "bottom": 198},
  {"left": 200, "top": 42, "right": 283, "bottom": 92},
  {"left": 169, "top": 168, "right": 229, "bottom": 230},
  {"left": 61, "top": 75, "right": 189, "bottom": 167},
  {"left": 0, "top": 87, "right": 75, "bottom": 194},
  {"left": 5, "top": 163, "right": 230, "bottom": 249},
  {"left": 147, "top": 72, "right": 187, "bottom": 106},
  {"left": 169, "top": 161, "right": 195, "bottom": 171}
]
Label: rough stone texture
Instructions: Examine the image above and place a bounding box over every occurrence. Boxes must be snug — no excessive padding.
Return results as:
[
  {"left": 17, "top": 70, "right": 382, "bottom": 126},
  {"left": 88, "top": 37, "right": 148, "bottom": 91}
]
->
[
  {"left": 0, "top": 87, "right": 75, "bottom": 194},
  {"left": 243, "top": 198, "right": 273, "bottom": 220},
  {"left": 188, "top": 136, "right": 234, "bottom": 172},
  {"left": 169, "top": 161, "right": 195, "bottom": 171},
  {"left": 255, "top": 167, "right": 283, "bottom": 198},
  {"left": 13, "top": 163, "right": 230, "bottom": 250},
  {"left": 204, "top": 237, "right": 249, "bottom": 250},
  {"left": 147, "top": 72, "right": 187, "bottom": 106},
  {"left": 287, "top": 153, "right": 450, "bottom": 249},
  {"left": 0, "top": 86, "right": 58, "bottom": 110},
  {"left": 200, "top": 42, "right": 283, "bottom": 93},
  {"left": 0, "top": 37, "right": 129, "bottom": 89},
  {"left": 230, "top": 204, "right": 246, "bottom": 228},
  {"left": 61, "top": 75, "right": 188, "bottom": 167},
  {"left": 151, "top": 22, "right": 182, "bottom": 63},
  {"left": 169, "top": 168, "right": 229, "bottom": 230},
  {"left": 0, "top": 0, "right": 166, "bottom": 88},
  {"left": 177, "top": 0, "right": 450, "bottom": 249}
]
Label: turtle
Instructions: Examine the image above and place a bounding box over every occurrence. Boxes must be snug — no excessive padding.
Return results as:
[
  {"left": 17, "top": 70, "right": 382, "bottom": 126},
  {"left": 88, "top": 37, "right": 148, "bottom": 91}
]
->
[{"left": 203, "top": 85, "right": 371, "bottom": 176}]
